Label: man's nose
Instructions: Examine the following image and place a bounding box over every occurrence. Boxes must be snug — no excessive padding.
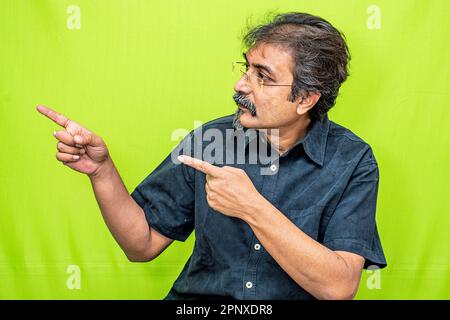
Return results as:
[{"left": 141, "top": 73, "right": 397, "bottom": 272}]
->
[{"left": 234, "top": 76, "right": 252, "bottom": 95}]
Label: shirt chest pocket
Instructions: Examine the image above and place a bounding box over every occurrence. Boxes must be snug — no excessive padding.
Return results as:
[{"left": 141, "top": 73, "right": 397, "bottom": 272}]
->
[{"left": 287, "top": 205, "right": 324, "bottom": 241}]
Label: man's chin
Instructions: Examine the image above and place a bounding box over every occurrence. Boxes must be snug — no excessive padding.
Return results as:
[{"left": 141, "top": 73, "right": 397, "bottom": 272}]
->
[{"left": 233, "top": 109, "right": 257, "bottom": 129}]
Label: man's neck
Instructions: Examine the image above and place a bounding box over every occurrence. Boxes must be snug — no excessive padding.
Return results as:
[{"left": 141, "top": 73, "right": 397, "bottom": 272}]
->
[{"left": 264, "top": 116, "right": 311, "bottom": 156}]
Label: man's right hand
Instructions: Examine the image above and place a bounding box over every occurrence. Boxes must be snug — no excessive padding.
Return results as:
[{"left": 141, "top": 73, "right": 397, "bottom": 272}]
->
[{"left": 37, "top": 105, "right": 110, "bottom": 177}]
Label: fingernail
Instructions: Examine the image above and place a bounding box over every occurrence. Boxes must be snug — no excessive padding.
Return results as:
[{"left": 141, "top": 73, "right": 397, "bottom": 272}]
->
[
  {"left": 72, "top": 155, "right": 80, "bottom": 160},
  {"left": 177, "top": 155, "right": 185, "bottom": 163},
  {"left": 74, "top": 135, "right": 82, "bottom": 144},
  {"left": 75, "top": 144, "right": 83, "bottom": 148},
  {"left": 53, "top": 131, "right": 57, "bottom": 136},
  {"left": 80, "top": 149, "right": 86, "bottom": 154}
]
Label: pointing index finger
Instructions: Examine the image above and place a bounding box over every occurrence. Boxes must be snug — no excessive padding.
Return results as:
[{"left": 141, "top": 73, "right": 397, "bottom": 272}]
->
[
  {"left": 36, "top": 105, "right": 71, "bottom": 128},
  {"left": 178, "top": 155, "right": 222, "bottom": 177}
]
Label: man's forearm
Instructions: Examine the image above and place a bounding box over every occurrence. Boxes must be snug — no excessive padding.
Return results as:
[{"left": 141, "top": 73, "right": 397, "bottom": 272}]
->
[
  {"left": 242, "top": 196, "right": 358, "bottom": 300},
  {"left": 89, "top": 157, "right": 151, "bottom": 260}
]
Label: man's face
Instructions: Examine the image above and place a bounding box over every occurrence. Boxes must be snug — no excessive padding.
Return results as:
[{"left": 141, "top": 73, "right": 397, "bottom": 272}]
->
[{"left": 232, "top": 42, "right": 302, "bottom": 130}]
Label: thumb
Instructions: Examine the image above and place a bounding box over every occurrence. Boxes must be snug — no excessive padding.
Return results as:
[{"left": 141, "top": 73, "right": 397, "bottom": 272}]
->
[
  {"left": 73, "top": 135, "right": 84, "bottom": 145},
  {"left": 74, "top": 133, "right": 102, "bottom": 147}
]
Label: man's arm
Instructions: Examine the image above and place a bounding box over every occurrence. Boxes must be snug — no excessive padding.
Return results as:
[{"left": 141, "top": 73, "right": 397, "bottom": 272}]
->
[
  {"left": 89, "top": 157, "right": 174, "bottom": 262},
  {"left": 37, "top": 105, "right": 173, "bottom": 262},
  {"left": 178, "top": 155, "right": 366, "bottom": 300},
  {"left": 242, "top": 199, "right": 365, "bottom": 300}
]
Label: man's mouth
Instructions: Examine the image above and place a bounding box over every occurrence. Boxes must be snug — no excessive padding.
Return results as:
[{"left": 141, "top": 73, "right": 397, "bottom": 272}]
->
[
  {"left": 232, "top": 92, "right": 257, "bottom": 117},
  {"left": 232, "top": 92, "right": 258, "bottom": 128}
]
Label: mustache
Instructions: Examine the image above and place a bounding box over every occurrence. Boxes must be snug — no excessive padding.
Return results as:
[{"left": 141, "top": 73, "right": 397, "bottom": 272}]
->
[{"left": 232, "top": 92, "right": 257, "bottom": 116}]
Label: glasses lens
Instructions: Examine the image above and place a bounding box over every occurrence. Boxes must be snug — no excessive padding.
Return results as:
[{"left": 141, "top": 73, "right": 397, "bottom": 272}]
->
[
  {"left": 232, "top": 62, "right": 246, "bottom": 80},
  {"left": 231, "top": 62, "right": 263, "bottom": 91}
]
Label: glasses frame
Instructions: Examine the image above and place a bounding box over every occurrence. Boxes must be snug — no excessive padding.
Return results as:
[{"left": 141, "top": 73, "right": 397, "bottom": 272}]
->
[{"left": 232, "top": 61, "right": 293, "bottom": 90}]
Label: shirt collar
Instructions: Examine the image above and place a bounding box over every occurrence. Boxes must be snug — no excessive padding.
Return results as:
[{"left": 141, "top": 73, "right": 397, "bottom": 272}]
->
[
  {"left": 299, "top": 114, "right": 330, "bottom": 166},
  {"left": 241, "top": 114, "right": 330, "bottom": 166}
]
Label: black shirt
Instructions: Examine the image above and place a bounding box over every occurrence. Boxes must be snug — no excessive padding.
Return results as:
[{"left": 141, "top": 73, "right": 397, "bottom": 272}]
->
[{"left": 131, "top": 114, "right": 387, "bottom": 299}]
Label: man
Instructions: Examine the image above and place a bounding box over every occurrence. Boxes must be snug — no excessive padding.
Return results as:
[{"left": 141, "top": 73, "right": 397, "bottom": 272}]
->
[{"left": 37, "top": 12, "right": 387, "bottom": 300}]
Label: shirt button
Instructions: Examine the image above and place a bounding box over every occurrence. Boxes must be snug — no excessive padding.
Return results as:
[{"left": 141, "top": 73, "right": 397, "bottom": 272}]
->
[
  {"left": 245, "top": 281, "right": 253, "bottom": 289},
  {"left": 254, "top": 243, "right": 261, "bottom": 250},
  {"left": 270, "top": 164, "right": 277, "bottom": 172}
]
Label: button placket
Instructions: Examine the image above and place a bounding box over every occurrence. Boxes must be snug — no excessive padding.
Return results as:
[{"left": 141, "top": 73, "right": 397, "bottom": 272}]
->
[
  {"left": 242, "top": 236, "right": 264, "bottom": 299},
  {"left": 241, "top": 158, "right": 278, "bottom": 299}
]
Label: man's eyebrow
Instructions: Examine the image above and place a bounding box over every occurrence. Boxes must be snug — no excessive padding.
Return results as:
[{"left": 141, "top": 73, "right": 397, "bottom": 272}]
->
[{"left": 242, "top": 52, "right": 276, "bottom": 78}]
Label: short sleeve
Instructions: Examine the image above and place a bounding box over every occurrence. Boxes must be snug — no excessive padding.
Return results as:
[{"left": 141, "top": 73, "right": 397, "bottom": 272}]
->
[
  {"left": 322, "top": 153, "right": 387, "bottom": 269},
  {"left": 130, "top": 132, "right": 195, "bottom": 242}
]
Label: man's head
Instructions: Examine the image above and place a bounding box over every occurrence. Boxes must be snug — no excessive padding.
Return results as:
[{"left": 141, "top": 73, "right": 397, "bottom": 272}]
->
[{"left": 232, "top": 12, "right": 350, "bottom": 130}]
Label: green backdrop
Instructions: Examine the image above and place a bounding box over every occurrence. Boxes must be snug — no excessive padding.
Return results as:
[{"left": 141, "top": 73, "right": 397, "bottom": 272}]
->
[{"left": 1, "top": 0, "right": 449, "bottom": 299}]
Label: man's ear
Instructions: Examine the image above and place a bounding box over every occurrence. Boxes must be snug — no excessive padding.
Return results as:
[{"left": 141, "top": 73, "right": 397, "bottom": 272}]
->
[{"left": 296, "top": 91, "right": 321, "bottom": 116}]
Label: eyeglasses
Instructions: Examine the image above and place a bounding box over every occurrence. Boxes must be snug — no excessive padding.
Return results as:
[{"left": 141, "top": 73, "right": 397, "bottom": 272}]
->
[{"left": 232, "top": 61, "right": 293, "bottom": 91}]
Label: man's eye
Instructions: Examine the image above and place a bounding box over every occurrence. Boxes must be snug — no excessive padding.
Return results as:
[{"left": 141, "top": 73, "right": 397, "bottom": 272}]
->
[{"left": 258, "top": 72, "right": 271, "bottom": 81}]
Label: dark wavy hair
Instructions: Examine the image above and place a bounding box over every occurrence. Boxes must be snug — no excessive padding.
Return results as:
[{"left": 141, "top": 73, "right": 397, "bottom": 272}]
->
[{"left": 242, "top": 12, "right": 350, "bottom": 121}]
